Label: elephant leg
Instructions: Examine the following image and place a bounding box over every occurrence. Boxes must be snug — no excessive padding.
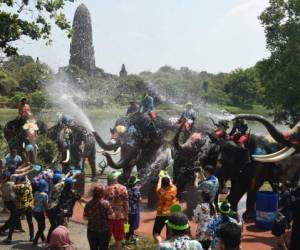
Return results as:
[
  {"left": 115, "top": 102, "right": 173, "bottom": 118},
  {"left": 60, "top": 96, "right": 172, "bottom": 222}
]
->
[
  {"left": 88, "top": 154, "right": 97, "bottom": 182},
  {"left": 243, "top": 177, "right": 264, "bottom": 220},
  {"left": 227, "top": 179, "right": 248, "bottom": 212}
]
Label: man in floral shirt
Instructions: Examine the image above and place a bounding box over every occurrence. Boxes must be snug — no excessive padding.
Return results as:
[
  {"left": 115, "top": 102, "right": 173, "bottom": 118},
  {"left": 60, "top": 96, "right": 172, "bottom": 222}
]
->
[
  {"left": 106, "top": 170, "right": 128, "bottom": 250},
  {"left": 159, "top": 212, "right": 203, "bottom": 250},
  {"left": 3, "top": 175, "right": 34, "bottom": 244}
]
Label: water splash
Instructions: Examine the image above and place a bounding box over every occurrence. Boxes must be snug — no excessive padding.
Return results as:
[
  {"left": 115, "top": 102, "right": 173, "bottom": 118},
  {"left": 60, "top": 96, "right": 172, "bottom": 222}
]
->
[{"left": 46, "top": 80, "right": 94, "bottom": 131}]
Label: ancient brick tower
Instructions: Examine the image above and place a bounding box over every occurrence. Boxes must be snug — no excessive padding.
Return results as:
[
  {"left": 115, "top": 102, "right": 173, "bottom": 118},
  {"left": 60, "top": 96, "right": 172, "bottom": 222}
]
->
[
  {"left": 119, "top": 64, "right": 128, "bottom": 77},
  {"left": 69, "top": 4, "right": 95, "bottom": 72}
]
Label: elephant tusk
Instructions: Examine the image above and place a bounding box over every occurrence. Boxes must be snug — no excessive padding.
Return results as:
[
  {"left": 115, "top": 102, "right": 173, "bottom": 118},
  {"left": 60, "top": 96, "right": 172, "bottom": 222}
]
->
[
  {"left": 253, "top": 147, "right": 296, "bottom": 163},
  {"left": 252, "top": 147, "right": 290, "bottom": 158},
  {"left": 62, "top": 149, "right": 70, "bottom": 163},
  {"left": 52, "top": 153, "right": 59, "bottom": 163},
  {"left": 96, "top": 147, "right": 121, "bottom": 155}
]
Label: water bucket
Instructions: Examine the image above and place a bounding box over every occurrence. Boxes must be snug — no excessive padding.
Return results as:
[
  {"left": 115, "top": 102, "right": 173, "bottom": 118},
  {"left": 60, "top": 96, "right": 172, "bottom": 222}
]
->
[
  {"left": 256, "top": 191, "right": 278, "bottom": 230},
  {"left": 124, "top": 223, "right": 130, "bottom": 234}
]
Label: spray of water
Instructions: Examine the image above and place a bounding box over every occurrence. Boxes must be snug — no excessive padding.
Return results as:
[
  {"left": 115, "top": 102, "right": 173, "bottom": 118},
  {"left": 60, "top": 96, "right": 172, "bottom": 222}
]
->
[
  {"left": 46, "top": 79, "right": 95, "bottom": 131},
  {"left": 145, "top": 80, "right": 235, "bottom": 122}
]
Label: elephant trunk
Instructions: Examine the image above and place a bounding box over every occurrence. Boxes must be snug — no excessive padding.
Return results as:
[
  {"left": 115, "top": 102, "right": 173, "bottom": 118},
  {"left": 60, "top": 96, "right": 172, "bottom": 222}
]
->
[
  {"left": 234, "top": 114, "right": 291, "bottom": 147},
  {"left": 173, "top": 122, "right": 185, "bottom": 151},
  {"left": 92, "top": 131, "right": 119, "bottom": 151},
  {"left": 104, "top": 147, "right": 137, "bottom": 170}
]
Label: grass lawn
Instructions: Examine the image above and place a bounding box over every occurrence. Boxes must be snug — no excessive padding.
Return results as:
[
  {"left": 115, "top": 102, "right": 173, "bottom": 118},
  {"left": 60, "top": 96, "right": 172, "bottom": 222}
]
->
[{"left": 219, "top": 104, "right": 271, "bottom": 116}]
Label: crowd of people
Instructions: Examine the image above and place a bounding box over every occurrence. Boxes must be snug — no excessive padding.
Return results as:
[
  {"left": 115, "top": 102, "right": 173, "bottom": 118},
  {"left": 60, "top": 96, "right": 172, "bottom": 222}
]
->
[{"left": 0, "top": 97, "right": 299, "bottom": 250}]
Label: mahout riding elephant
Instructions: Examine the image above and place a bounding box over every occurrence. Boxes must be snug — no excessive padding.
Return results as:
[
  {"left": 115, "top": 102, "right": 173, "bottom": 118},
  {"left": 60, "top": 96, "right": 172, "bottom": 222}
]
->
[
  {"left": 47, "top": 118, "right": 97, "bottom": 184},
  {"left": 231, "top": 114, "right": 300, "bottom": 218},
  {"left": 4, "top": 117, "right": 47, "bottom": 163},
  {"left": 93, "top": 112, "right": 174, "bottom": 208}
]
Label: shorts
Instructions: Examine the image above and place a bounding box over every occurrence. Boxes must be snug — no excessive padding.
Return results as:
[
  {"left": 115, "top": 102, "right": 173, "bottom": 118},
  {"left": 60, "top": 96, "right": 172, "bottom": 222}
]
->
[
  {"left": 108, "top": 219, "right": 125, "bottom": 241},
  {"left": 152, "top": 215, "right": 169, "bottom": 235}
]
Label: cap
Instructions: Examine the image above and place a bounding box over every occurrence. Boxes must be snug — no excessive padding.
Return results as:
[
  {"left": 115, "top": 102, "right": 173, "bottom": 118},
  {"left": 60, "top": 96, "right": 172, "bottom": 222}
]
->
[
  {"left": 170, "top": 204, "right": 182, "bottom": 213},
  {"left": 108, "top": 170, "right": 122, "bottom": 182},
  {"left": 128, "top": 175, "right": 140, "bottom": 186},
  {"left": 218, "top": 200, "right": 231, "bottom": 215},
  {"left": 53, "top": 173, "right": 63, "bottom": 184},
  {"left": 64, "top": 178, "right": 77, "bottom": 185}
]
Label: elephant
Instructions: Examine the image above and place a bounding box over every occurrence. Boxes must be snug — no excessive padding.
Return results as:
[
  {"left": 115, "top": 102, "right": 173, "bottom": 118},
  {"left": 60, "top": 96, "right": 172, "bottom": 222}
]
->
[
  {"left": 93, "top": 112, "right": 174, "bottom": 208},
  {"left": 48, "top": 119, "right": 97, "bottom": 184},
  {"left": 4, "top": 117, "right": 47, "bottom": 163}
]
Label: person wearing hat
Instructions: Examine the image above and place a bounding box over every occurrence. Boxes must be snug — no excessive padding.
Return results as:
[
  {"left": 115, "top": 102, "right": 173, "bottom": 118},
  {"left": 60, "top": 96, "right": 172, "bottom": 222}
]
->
[
  {"left": 214, "top": 120, "right": 230, "bottom": 139},
  {"left": 126, "top": 101, "right": 139, "bottom": 116},
  {"left": 139, "top": 92, "right": 154, "bottom": 114},
  {"left": 2, "top": 147, "right": 23, "bottom": 175},
  {"left": 153, "top": 172, "right": 177, "bottom": 243},
  {"left": 3, "top": 175, "right": 34, "bottom": 244},
  {"left": 32, "top": 179, "right": 49, "bottom": 245},
  {"left": 0, "top": 171, "right": 23, "bottom": 234},
  {"left": 106, "top": 170, "right": 128, "bottom": 250},
  {"left": 47, "top": 172, "right": 65, "bottom": 242},
  {"left": 57, "top": 178, "right": 80, "bottom": 225},
  {"left": 229, "top": 119, "right": 249, "bottom": 148},
  {"left": 178, "top": 102, "right": 196, "bottom": 125},
  {"left": 159, "top": 212, "right": 203, "bottom": 250},
  {"left": 126, "top": 175, "right": 141, "bottom": 243},
  {"left": 207, "top": 200, "right": 238, "bottom": 250}
]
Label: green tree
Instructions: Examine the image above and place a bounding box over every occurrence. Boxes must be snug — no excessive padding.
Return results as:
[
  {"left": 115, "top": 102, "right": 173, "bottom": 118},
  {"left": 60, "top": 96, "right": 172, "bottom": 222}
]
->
[
  {"left": 2, "top": 55, "right": 34, "bottom": 69},
  {"left": 258, "top": 0, "right": 300, "bottom": 126},
  {"left": 0, "top": 69, "right": 18, "bottom": 95},
  {"left": 0, "top": 0, "right": 73, "bottom": 56},
  {"left": 15, "top": 62, "right": 53, "bottom": 92},
  {"left": 224, "top": 68, "right": 260, "bottom": 107}
]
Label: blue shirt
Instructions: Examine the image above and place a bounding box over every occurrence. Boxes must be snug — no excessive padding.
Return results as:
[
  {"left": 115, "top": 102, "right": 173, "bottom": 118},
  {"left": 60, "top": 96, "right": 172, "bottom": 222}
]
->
[
  {"left": 198, "top": 175, "right": 219, "bottom": 202},
  {"left": 208, "top": 215, "right": 237, "bottom": 250},
  {"left": 3, "top": 153, "right": 23, "bottom": 174},
  {"left": 141, "top": 95, "right": 154, "bottom": 113},
  {"left": 33, "top": 192, "right": 48, "bottom": 213}
]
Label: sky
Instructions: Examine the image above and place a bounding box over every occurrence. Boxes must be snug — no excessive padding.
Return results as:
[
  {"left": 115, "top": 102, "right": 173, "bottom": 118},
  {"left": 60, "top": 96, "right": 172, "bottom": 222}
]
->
[{"left": 15, "top": 0, "right": 270, "bottom": 75}]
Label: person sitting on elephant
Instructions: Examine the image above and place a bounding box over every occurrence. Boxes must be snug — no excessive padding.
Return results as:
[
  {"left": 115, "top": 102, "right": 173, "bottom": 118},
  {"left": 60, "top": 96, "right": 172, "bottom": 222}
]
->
[
  {"left": 214, "top": 120, "right": 230, "bottom": 139},
  {"left": 126, "top": 101, "right": 139, "bottom": 116},
  {"left": 194, "top": 165, "right": 219, "bottom": 203},
  {"left": 177, "top": 102, "right": 196, "bottom": 131},
  {"left": 229, "top": 119, "right": 249, "bottom": 147},
  {"left": 2, "top": 147, "right": 23, "bottom": 174},
  {"left": 139, "top": 92, "right": 154, "bottom": 114},
  {"left": 18, "top": 98, "right": 32, "bottom": 120},
  {"left": 282, "top": 121, "right": 300, "bottom": 145}
]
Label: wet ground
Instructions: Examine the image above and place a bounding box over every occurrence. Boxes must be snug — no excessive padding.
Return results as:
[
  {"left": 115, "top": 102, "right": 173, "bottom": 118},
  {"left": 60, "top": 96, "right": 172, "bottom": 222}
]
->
[{"left": 0, "top": 183, "right": 289, "bottom": 250}]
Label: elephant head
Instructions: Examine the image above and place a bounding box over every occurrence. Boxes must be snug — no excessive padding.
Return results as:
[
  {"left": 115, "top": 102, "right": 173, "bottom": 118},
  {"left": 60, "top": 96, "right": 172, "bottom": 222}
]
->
[
  {"left": 22, "top": 119, "right": 40, "bottom": 163},
  {"left": 93, "top": 113, "right": 173, "bottom": 179},
  {"left": 48, "top": 123, "right": 72, "bottom": 164},
  {"left": 233, "top": 114, "right": 298, "bottom": 162}
]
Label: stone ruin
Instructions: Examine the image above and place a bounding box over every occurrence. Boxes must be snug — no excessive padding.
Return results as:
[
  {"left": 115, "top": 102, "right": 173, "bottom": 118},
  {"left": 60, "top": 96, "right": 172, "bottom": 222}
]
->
[
  {"left": 69, "top": 4, "right": 96, "bottom": 73},
  {"left": 119, "top": 64, "right": 128, "bottom": 77}
]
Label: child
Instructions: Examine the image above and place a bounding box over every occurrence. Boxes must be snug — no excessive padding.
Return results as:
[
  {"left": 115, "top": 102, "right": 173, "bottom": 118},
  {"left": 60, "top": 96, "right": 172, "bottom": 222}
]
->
[{"left": 126, "top": 176, "right": 141, "bottom": 243}]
